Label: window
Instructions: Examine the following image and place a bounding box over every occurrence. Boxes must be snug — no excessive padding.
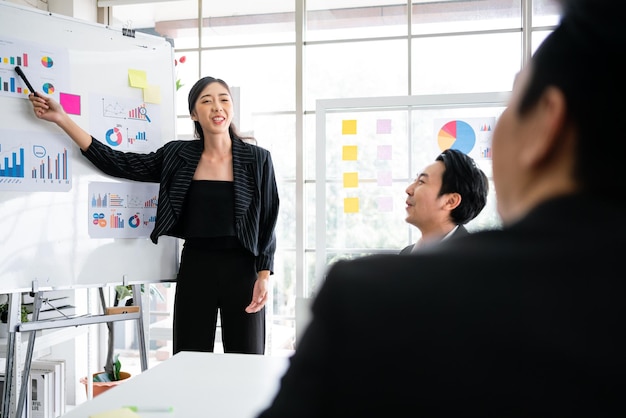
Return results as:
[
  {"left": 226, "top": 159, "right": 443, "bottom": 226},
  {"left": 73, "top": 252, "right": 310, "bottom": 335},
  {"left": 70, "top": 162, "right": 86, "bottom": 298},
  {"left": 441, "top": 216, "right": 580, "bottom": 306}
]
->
[{"left": 109, "top": 0, "right": 562, "bottom": 354}]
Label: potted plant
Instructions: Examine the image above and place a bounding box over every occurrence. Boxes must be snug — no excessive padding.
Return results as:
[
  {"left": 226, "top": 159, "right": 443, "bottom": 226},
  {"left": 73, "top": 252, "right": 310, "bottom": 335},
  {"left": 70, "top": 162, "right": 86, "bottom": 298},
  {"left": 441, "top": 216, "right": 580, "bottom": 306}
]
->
[
  {"left": 0, "top": 302, "right": 29, "bottom": 336},
  {"left": 0, "top": 303, "right": 30, "bottom": 323},
  {"left": 80, "top": 352, "right": 132, "bottom": 397}
]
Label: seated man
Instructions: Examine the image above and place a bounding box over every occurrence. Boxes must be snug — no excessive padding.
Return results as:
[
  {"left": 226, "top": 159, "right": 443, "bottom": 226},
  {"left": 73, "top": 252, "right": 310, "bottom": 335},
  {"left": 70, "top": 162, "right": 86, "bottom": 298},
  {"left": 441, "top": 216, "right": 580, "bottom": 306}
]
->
[
  {"left": 258, "top": 0, "right": 626, "bottom": 416},
  {"left": 400, "top": 148, "right": 488, "bottom": 253}
]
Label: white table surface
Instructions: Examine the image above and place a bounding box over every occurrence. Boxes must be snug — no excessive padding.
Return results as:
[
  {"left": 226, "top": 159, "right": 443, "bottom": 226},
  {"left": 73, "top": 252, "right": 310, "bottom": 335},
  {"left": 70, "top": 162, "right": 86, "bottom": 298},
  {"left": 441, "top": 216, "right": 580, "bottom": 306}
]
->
[{"left": 61, "top": 351, "right": 289, "bottom": 418}]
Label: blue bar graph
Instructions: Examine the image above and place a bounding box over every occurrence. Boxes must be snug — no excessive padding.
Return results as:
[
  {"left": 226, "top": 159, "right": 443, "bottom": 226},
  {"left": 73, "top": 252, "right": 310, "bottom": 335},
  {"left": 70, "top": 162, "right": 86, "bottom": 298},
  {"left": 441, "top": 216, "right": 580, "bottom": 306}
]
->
[
  {"left": 0, "top": 138, "right": 71, "bottom": 191},
  {"left": 0, "top": 147, "right": 25, "bottom": 178}
]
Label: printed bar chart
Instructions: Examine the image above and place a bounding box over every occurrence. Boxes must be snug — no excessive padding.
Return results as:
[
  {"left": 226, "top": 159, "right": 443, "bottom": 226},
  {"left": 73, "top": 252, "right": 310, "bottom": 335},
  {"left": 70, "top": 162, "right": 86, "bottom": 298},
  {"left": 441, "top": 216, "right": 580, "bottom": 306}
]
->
[
  {"left": 1, "top": 52, "right": 29, "bottom": 67},
  {"left": 1, "top": 76, "right": 17, "bottom": 93},
  {"left": 32, "top": 148, "right": 68, "bottom": 180},
  {"left": 1, "top": 52, "right": 30, "bottom": 94},
  {"left": 87, "top": 182, "right": 160, "bottom": 238},
  {"left": 0, "top": 147, "right": 25, "bottom": 177},
  {"left": 0, "top": 134, "right": 71, "bottom": 191}
]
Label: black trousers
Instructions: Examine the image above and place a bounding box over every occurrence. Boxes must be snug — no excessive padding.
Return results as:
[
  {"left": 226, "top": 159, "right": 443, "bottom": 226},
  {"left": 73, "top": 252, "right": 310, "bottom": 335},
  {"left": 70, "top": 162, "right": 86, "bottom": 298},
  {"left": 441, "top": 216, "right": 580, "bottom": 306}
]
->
[{"left": 173, "top": 245, "right": 265, "bottom": 354}]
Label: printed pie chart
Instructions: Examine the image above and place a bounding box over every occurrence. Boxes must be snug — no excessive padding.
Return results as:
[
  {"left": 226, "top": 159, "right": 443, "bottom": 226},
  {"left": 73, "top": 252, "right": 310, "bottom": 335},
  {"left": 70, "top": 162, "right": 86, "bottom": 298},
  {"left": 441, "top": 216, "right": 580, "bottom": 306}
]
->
[
  {"left": 129, "top": 213, "right": 141, "bottom": 228},
  {"left": 437, "top": 120, "right": 475, "bottom": 154},
  {"left": 42, "top": 83, "right": 54, "bottom": 94},
  {"left": 105, "top": 127, "right": 123, "bottom": 147},
  {"left": 41, "top": 56, "right": 54, "bottom": 68}
]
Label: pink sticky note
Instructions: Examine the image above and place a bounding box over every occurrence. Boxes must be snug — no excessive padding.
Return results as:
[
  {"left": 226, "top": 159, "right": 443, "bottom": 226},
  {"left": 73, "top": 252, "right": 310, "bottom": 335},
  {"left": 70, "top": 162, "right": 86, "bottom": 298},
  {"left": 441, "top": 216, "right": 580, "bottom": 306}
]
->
[
  {"left": 377, "top": 196, "right": 393, "bottom": 212},
  {"left": 377, "top": 119, "right": 391, "bottom": 134},
  {"left": 60, "top": 92, "right": 81, "bottom": 115},
  {"left": 377, "top": 170, "right": 392, "bottom": 186},
  {"left": 377, "top": 145, "right": 392, "bottom": 160}
]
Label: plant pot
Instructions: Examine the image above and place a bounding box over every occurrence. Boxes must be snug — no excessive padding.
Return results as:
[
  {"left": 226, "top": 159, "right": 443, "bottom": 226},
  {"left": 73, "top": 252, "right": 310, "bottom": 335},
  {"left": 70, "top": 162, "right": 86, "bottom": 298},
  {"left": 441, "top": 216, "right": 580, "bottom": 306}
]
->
[{"left": 80, "top": 371, "right": 132, "bottom": 397}]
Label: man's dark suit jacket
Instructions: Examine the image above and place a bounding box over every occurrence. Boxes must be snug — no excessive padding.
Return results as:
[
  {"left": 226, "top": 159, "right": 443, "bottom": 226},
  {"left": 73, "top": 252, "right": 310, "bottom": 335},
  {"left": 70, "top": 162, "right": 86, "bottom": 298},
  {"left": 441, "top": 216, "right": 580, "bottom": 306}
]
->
[
  {"left": 258, "top": 193, "right": 625, "bottom": 417},
  {"left": 399, "top": 224, "right": 469, "bottom": 254},
  {"left": 82, "top": 136, "right": 279, "bottom": 272}
]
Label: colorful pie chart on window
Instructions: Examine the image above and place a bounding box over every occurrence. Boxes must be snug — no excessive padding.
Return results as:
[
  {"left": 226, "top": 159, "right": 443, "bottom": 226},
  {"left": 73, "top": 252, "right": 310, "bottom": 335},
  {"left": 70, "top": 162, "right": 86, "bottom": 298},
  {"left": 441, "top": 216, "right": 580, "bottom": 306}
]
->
[{"left": 437, "top": 120, "right": 476, "bottom": 154}]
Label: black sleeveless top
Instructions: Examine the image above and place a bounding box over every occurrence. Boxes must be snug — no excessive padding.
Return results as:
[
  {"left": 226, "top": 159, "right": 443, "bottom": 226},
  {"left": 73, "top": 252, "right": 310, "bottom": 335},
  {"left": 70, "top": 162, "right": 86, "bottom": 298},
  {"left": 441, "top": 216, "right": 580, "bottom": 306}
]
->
[{"left": 180, "top": 180, "right": 241, "bottom": 250}]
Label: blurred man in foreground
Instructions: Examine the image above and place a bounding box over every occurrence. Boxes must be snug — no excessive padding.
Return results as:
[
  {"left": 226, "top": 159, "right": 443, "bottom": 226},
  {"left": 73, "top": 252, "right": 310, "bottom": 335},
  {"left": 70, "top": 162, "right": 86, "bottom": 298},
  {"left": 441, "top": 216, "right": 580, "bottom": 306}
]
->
[{"left": 258, "top": 0, "right": 626, "bottom": 416}]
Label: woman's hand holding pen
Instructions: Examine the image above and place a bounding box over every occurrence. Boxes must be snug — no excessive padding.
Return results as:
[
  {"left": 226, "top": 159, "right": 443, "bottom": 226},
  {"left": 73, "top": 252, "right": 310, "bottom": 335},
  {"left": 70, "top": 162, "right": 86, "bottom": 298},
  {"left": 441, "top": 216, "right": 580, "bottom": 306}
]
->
[
  {"left": 245, "top": 273, "right": 270, "bottom": 314},
  {"left": 28, "top": 93, "right": 66, "bottom": 125},
  {"left": 28, "top": 93, "right": 93, "bottom": 151}
]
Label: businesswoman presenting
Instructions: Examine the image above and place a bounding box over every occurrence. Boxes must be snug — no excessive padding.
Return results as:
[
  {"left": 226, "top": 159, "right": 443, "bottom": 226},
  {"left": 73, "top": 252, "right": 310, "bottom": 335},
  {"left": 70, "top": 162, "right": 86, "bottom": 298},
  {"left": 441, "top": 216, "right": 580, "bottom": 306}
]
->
[{"left": 28, "top": 76, "right": 280, "bottom": 355}]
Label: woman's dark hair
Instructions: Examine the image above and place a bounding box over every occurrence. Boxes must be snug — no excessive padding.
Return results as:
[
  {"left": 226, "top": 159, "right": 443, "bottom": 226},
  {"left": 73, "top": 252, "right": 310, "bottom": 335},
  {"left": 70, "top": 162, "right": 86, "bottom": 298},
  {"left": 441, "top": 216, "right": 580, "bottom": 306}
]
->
[
  {"left": 187, "top": 76, "right": 256, "bottom": 144},
  {"left": 517, "top": 0, "right": 625, "bottom": 198},
  {"left": 436, "top": 148, "right": 489, "bottom": 225}
]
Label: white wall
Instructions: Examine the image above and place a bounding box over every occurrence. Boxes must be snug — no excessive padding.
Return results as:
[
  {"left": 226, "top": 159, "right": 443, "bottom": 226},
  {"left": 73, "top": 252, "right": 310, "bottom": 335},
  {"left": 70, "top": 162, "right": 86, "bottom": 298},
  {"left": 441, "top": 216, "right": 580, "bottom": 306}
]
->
[
  {"left": 6, "top": 0, "right": 99, "bottom": 22},
  {"left": 49, "top": 0, "right": 99, "bottom": 22}
]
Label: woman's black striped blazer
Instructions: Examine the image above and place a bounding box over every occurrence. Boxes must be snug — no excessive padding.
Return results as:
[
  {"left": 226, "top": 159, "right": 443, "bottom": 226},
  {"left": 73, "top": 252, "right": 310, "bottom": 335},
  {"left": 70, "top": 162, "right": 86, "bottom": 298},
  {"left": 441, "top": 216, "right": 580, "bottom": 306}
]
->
[{"left": 81, "top": 136, "right": 279, "bottom": 273}]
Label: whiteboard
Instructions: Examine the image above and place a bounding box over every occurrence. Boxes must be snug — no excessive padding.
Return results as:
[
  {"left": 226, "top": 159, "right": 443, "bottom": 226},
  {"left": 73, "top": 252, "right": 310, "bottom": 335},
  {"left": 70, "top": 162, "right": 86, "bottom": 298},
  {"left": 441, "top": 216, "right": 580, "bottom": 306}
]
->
[{"left": 0, "top": 1, "right": 179, "bottom": 292}]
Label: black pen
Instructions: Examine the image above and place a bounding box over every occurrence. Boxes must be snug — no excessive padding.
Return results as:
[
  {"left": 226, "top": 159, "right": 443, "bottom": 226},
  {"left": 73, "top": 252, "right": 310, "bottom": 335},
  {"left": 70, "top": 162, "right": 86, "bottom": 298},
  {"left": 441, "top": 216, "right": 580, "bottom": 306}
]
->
[{"left": 14, "top": 66, "right": 39, "bottom": 97}]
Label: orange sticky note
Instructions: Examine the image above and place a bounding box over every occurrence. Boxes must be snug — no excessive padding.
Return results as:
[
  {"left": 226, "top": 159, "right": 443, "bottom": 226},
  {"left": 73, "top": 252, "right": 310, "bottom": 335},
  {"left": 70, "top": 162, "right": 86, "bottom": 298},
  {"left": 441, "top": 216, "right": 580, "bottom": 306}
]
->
[
  {"left": 343, "top": 172, "right": 358, "bottom": 188},
  {"left": 344, "top": 197, "right": 359, "bottom": 213},
  {"left": 342, "top": 119, "right": 357, "bottom": 135},
  {"left": 342, "top": 145, "right": 358, "bottom": 161}
]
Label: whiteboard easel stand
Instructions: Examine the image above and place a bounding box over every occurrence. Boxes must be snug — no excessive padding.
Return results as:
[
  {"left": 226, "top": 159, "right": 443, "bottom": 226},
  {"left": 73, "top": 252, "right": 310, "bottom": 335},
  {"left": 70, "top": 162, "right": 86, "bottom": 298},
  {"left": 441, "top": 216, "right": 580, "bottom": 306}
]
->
[{"left": 1, "top": 281, "right": 148, "bottom": 418}]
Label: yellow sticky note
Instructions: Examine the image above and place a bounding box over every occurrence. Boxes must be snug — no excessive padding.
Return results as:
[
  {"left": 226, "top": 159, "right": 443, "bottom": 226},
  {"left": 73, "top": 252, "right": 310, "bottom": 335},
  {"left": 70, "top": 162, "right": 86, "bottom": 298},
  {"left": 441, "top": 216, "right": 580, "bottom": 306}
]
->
[
  {"left": 143, "top": 84, "right": 162, "bottom": 104},
  {"left": 343, "top": 172, "right": 358, "bottom": 188},
  {"left": 90, "top": 407, "right": 140, "bottom": 418},
  {"left": 342, "top": 145, "right": 358, "bottom": 161},
  {"left": 342, "top": 119, "right": 357, "bottom": 135},
  {"left": 128, "top": 69, "right": 148, "bottom": 88},
  {"left": 344, "top": 197, "right": 359, "bottom": 213}
]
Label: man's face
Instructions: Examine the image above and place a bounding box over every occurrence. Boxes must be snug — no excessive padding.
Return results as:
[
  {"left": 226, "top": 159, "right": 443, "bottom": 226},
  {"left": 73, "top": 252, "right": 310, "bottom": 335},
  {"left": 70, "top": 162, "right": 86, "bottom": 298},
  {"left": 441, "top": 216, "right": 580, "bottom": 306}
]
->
[{"left": 405, "top": 160, "right": 449, "bottom": 230}]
